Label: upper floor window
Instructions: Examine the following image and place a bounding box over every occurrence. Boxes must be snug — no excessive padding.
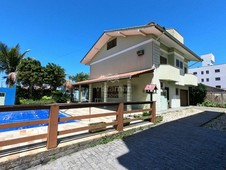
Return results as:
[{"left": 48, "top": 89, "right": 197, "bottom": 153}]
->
[
  {"left": 107, "top": 38, "right": 117, "bottom": 50},
  {"left": 160, "top": 56, "right": 167, "bottom": 64},
  {"left": 216, "top": 85, "right": 221, "bottom": 88},
  {"left": 201, "top": 71, "right": 204, "bottom": 75},
  {"left": 215, "top": 69, "right": 220, "bottom": 73},
  {"left": 184, "top": 67, "right": 187, "bottom": 74},
  {"left": 206, "top": 70, "right": 209, "bottom": 74},
  {"left": 179, "top": 61, "right": 183, "bottom": 69},
  {"left": 215, "top": 77, "right": 221, "bottom": 81},
  {"left": 206, "top": 78, "right": 209, "bottom": 82},
  {"left": 176, "top": 59, "right": 180, "bottom": 67},
  {"left": 201, "top": 79, "right": 204, "bottom": 82},
  {"left": 193, "top": 72, "right": 197, "bottom": 75},
  {"left": 176, "top": 59, "right": 183, "bottom": 69}
]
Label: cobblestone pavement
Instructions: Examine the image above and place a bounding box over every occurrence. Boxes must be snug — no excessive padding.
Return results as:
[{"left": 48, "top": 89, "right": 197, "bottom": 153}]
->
[{"left": 29, "top": 110, "right": 226, "bottom": 170}]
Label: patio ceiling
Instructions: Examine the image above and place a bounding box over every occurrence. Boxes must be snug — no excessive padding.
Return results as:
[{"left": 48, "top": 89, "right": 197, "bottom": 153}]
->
[
  {"left": 73, "top": 68, "right": 154, "bottom": 86},
  {"left": 81, "top": 22, "right": 202, "bottom": 65}
]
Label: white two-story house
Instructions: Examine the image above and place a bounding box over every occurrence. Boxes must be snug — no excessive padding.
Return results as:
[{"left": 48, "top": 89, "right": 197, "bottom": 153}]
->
[{"left": 74, "top": 22, "right": 202, "bottom": 112}]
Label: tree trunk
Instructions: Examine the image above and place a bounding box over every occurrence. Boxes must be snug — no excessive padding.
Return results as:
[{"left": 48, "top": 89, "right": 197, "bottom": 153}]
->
[{"left": 29, "top": 86, "right": 33, "bottom": 99}]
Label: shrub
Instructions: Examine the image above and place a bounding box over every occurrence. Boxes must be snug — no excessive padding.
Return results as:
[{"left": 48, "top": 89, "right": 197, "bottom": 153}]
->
[
  {"left": 42, "top": 96, "right": 52, "bottom": 100},
  {"left": 51, "top": 90, "right": 69, "bottom": 103},
  {"left": 142, "top": 112, "right": 151, "bottom": 117},
  {"left": 20, "top": 98, "right": 55, "bottom": 105},
  {"left": 189, "top": 83, "right": 207, "bottom": 105},
  {"left": 202, "top": 100, "right": 226, "bottom": 108}
]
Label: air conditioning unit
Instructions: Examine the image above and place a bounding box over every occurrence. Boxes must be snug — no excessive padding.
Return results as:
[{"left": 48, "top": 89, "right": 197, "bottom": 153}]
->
[{"left": 137, "top": 50, "right": 144, "bottom": 56}]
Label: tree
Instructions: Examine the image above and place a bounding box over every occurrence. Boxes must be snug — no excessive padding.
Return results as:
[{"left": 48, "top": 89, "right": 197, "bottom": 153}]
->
[
  {"left": 69, "top": 72, "right": 89, "bottom": 82},
  {"left": 43, "top": 63, "right": 66, "bottom": 90},
  {"left": 0, "top": 42, "right": 29, "bottom": 87},
  {"left": 17, "top": 58, "right": 43, "bottom": 98},
  {"left": 189, "top": 83, "right": 207, "bottom": 105}
]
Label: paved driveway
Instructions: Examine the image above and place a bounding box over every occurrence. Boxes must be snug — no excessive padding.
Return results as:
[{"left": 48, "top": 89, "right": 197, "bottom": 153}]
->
[{"left": 30, "top": 110, "right": 226, "bottom": 170}]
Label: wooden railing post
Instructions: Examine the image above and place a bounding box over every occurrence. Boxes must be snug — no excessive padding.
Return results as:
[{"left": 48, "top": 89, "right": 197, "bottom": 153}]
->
[
  {"left": 151, "top": 101, "right": 156, "bottom": 123},
  {"left": 47, "top": 104, "right": 59, "bottom": 149},
  {"left": 116, "top": 103, "right": 124, "bottom": 131}
]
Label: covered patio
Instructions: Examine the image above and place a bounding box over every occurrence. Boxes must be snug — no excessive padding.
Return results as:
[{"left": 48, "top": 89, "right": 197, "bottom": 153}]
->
[{"left": 73, "top": 68, "right": 155, "bottom": 108}]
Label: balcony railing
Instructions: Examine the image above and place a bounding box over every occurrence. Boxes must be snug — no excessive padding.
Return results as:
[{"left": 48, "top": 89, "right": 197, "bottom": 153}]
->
[
  {"left": 157, "top": 64, "right": 180, "bottom": 82},
  {"left": 177, "top": 73, "right": 198, "bottom": 86}
]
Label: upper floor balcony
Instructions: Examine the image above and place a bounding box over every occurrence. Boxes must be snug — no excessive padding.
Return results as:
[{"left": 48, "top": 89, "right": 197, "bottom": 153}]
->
[
  {"left": 176, "top": 73, "right": 198, "bottom": 86},
  {"left": 157, "top": 64, "right": 198, "bottom": 86},
  {"left": 157, "top": 64, "right": 180, "bottom": 82}
]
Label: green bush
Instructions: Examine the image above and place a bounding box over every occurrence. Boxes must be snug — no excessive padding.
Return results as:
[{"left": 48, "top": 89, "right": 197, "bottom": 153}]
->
[
  {"left": 142, "top": 112, "right": 151, "bottom": 117},
  {"left": 202, "top": 100, "right": 226, "bottom": 108},
  {"left": 51, "top": 90, "right": 69, "bottom": 103},
  {"left": 20, "top": 98, "right": 55, "bottom": 105},
  {"left": 41, "top": 96, "right": 52, "bottom": 100},
  {"left": 189, "top": 83, "right": 207, "bottom": 105}
]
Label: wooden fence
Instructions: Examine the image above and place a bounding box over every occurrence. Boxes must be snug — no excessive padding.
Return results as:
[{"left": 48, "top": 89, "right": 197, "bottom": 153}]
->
[{"left": 0, "top": 101, "right": 156, "bottom": 149}]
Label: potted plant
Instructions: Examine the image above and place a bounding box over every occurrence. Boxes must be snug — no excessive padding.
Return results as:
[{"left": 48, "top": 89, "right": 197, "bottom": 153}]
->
[
  {"left": 142, "top": 112, "right": 151, "bottom": 121},
  {"left": 89, "top": 122, "right": 107, "bottom": 133},
  {"left": 113, "top": 117, "right": 131, "bottom": 129}
]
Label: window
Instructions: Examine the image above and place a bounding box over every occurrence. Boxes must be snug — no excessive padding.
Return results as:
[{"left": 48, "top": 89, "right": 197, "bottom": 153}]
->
[
  {"left": 215, "top": 77, "right": 221, "bottom": 81},
  {"left": 184, "top": 67, "right": 187, "bottom": 74},
  {"left": 206, "top": 78, "right": 209, "bottom": 82},
  {"left": 216, "top": 85, "right": 221, "bottom": 88},
  {"left": 179, "top": 61, "right": 183, "bottom": 69},
  {"left": 206, "top": 70, "right": 209, "bottom": 74},
  {"left": 215, "top": 69, "right": 220, "bottom": 73},
  {"left": 193, "top": 72, "right": 197, "bottom": 75},
  {"left": 107, "top": 86, "right": 119, "bottom": 98},
  {"left": 201, "top": 71, "right": 204, "bottom": 75},
  {"left": 160, "top": 56, "right": 167, "bottom": 64},
  {"left": 201, "top": 79, "right": 204, "bottom": 82},
  {"left": 176, "top": 59, "right": 180, "bottom": 67},
  {"left": 176, "top": 59, "right": 183, "bottom": 69},
  {"left": 107, "top": 38, "right": 117, "bottom": 50},
  {"left": 0, "top": 92, "right": 5, "bottom": 97},
  {"left": 176, "top": 88, "right": 179, "bottom": 95}
]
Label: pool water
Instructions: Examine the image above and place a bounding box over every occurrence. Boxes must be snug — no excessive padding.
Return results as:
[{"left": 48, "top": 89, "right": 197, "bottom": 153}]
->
[{"left": 0, "top": 110, "right": 76, "bottom": 132}]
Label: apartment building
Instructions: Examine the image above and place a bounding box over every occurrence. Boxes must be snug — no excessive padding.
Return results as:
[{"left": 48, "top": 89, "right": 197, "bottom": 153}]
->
[{"left": 189, "top": 53, "right": 226, "bottom": 89}]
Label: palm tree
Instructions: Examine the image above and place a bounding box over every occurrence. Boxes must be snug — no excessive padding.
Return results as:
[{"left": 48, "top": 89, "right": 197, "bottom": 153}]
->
[{"left": 0, "top": 42, "right": 30, "bottom": 87}]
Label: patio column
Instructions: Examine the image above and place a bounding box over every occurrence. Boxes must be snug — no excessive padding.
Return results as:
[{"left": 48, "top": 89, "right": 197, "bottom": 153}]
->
[
  {"left": 79, "top": 85, "right": 82, "bottom": 102},
  {"left": 103, "top": 82, "right": 107, "bottom": 103},
  {"left": 89, "top": 84, "right": 92, "bottom": 102},
  {"left": 127, "top": 79, "right": 132, "bottom": 110}
]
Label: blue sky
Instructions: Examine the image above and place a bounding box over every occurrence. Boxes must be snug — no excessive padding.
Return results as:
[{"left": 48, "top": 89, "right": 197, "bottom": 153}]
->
[{"left": 1, "top": 0, "right": 226, "bottom": 79}]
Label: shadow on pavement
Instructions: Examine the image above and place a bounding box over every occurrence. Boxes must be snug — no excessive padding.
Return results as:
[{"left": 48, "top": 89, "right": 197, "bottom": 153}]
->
[{"left": 117, "top": 111, "right": 226, "bottom": 169}]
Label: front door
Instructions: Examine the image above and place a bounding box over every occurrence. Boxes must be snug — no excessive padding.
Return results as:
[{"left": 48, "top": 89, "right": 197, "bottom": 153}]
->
[
  {"left": 180, "top": 89, "right": 188, "bottom": 106},
  {"left": 165, "top": 87, "right": 170, "bottom": 108},
  {"left": 93, "top": 87, "right": 101, "bottom": 102}
]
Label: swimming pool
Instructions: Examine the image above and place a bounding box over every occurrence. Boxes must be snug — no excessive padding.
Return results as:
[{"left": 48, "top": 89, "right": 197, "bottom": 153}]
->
[{"left": 0, "top": 109, "right": 76, "bottom": 132}]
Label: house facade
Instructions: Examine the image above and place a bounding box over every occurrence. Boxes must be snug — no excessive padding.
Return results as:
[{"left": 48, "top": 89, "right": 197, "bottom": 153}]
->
[
  {"left": 74, "top": 22, "right": 201, "bottom": 112},
  {"left": 189, "top": 53, "right": 226, "bottom": 89}
]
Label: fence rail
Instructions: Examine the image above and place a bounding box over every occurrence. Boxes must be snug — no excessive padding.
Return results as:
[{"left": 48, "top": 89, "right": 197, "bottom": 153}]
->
[{"left": 0, "top": 101, "right": 156, "bottom": 149}]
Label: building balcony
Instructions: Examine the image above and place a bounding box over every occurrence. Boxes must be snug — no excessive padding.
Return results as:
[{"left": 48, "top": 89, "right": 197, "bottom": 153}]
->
[
  {"left": 176, "top": 73, "right": 198, "bottom": 86},
  {"left": 157, "top": 64, "right": 180, "bottom": 82},
  {"left": 184, "top": 73, "right": 198, "bottom": 86}
]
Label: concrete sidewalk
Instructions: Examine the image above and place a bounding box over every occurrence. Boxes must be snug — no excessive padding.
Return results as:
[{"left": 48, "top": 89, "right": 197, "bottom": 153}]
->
[{"left": 29, "top": 109, "right": 226, "bottom": 170}]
